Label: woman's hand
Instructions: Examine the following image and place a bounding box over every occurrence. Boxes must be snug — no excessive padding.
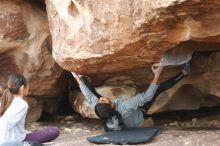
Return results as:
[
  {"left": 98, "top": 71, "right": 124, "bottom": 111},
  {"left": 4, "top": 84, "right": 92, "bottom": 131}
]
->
[
  {"left": 151, "top": 63, "right": 163, "bottom": 78},
  {"left": 151, "top": 63, "right": 163, "bottom": 84},
  {"left": 71, "top": 72, "right": 81, "bottom": 84}
]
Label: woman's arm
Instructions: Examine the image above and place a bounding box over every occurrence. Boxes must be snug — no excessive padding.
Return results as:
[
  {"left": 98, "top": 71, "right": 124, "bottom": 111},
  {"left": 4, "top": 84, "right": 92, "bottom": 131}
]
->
[
  {"left": 71, "top": 72, "right": 99, "bottom": 108},
  {"left": 151, "top": 63, "right": 163, "bottom": 84},
  {"left": 120, "top": 63, "right": 163, "bottom": 111}
]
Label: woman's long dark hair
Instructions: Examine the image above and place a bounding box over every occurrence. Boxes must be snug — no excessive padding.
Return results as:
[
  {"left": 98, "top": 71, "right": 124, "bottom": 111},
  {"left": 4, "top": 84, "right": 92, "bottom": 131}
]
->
[
  {"left": 79, "top": 76, "right": 123, "bottom": 131},
  {"left": 95, "top": 103, "right": 123, "bottom": 131},
  {"left": 103, "top": 110, "right": 124, "bottom": 132},
  {"left": 0, "top": 74, "right": 27, "bottom": 117}
]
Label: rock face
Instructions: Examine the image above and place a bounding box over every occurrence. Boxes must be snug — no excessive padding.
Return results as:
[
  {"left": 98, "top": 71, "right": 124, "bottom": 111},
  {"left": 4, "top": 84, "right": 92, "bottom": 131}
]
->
[
  {"left": 47, "top": 0, "right": 220, "bottom": 118},
  {"left": 46, "top": 0, "right": 220, "bottom": 75},
  {"left": 0, "top": 0, "right": 65, "bottom": 97},
  {"left": 0, "top": 0, "right": 66, "bottom": 121},
  {"left": 26, "top": 97, "right": 43, "bottom": 123}
]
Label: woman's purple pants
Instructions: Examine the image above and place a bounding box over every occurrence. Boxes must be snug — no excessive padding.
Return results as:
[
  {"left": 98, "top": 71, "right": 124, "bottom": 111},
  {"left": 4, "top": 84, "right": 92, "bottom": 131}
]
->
[{"left": 24, "top": 127, "right": 59, "bottom": 143}]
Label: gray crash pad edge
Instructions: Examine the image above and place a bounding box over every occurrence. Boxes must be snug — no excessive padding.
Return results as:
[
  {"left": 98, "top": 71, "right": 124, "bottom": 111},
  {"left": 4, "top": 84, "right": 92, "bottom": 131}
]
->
[{"left": 87, "top": 127, "right": 160, "bottom": 145}]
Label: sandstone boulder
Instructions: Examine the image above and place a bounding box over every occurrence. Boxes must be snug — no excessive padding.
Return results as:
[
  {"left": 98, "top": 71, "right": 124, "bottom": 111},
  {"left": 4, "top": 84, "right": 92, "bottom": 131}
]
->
[
  {"left": 0, "top": 0, "right": 65, "bottom": 97},
  {"left": 0, "top": 0, "right": 67, "bottom": 121},
  {"left": 46, "top": 0, "right": 220, "bottom": 75},
  {"left": 25, "top": 97, "right": 43, "bottom": 122},
  {"left": 45, "top": 0, "right": 220, "bottom": 117}
]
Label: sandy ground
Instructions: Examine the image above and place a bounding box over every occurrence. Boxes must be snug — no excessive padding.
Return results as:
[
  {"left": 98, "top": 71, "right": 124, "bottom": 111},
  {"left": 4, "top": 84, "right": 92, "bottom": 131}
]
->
[
  {"left": 26, "top": 111, "right": 220, "bottom": 146},
  {"left": 53, "top": 129, "right": 220, "bottom": 146}
]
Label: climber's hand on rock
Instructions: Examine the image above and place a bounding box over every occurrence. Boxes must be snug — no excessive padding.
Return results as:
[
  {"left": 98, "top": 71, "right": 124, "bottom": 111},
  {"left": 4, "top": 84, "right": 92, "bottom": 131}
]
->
[
  {"left": 151, "top": 63, "right": 163, "bottom": 77},
  {"left": 71, "top": 72, "right": 80, "bottom": 83},
  {"left": 71, "top": 72, "right": 78, "bottom": 78}
]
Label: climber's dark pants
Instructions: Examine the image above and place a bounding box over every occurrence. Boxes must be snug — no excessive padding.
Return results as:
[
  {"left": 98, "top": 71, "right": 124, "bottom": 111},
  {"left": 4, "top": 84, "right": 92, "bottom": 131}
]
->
[
  {"left": 80, "top": 72, "right": 185, "bottom": 114},
  {"left": 140, "top": 72, "right": 185, "bottom": 114}
]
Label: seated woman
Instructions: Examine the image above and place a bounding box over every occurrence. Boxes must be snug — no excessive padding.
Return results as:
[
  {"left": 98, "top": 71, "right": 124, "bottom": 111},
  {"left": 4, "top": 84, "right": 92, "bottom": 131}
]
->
[
  {"left": 0, "top": 74, "right": 59, "bottom": 143},
  {"left": 72, "top": 63, "right": 189, "bottom": 131}
]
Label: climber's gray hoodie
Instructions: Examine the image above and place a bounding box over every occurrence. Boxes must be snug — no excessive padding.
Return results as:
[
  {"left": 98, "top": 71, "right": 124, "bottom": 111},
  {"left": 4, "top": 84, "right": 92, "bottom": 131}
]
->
[{"left": 78, "top": 81, "right": 158, "bottom": 129}]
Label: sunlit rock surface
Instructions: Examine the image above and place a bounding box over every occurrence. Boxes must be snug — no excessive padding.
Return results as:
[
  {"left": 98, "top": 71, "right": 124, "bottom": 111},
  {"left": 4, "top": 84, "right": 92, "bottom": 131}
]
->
[
  {"left": 46, "top": 0, "right": 220, "bottom": 75},
  {"left": 0, "top": 0, "right": 65, "bottom": 97},
  {"left": 46, "top": 0, "right": 220, "bottom": 117}
]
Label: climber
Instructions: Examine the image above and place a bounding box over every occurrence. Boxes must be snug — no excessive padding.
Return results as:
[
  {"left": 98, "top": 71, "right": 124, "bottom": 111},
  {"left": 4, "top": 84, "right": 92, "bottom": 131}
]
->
[
  {"left": 72, "top": 62, "right": 190, "bottom": 131},
  {"left": 0, "top": 74, "right": 59, "bottom": 144}
]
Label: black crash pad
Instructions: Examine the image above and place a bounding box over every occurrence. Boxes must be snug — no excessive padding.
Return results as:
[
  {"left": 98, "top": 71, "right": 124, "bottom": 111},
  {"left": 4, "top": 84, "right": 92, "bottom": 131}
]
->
[{"left": 87, "top": 127, "right": 160, "bottom": 145}]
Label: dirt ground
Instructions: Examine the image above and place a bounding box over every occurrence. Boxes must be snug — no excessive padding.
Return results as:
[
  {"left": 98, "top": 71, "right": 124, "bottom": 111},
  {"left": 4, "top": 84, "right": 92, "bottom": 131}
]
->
[
  {"left": 26, "top": 109, "right": 220, "bottom": 146},
  {"left": 53, "top": 129, "right": 220, "bottom": 146}
]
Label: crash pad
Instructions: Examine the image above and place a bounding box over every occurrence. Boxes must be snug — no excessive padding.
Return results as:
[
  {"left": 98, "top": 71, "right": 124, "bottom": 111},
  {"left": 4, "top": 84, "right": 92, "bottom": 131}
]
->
[{"left": 87, "top": 127, "right": 160, "bottom": 145}]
